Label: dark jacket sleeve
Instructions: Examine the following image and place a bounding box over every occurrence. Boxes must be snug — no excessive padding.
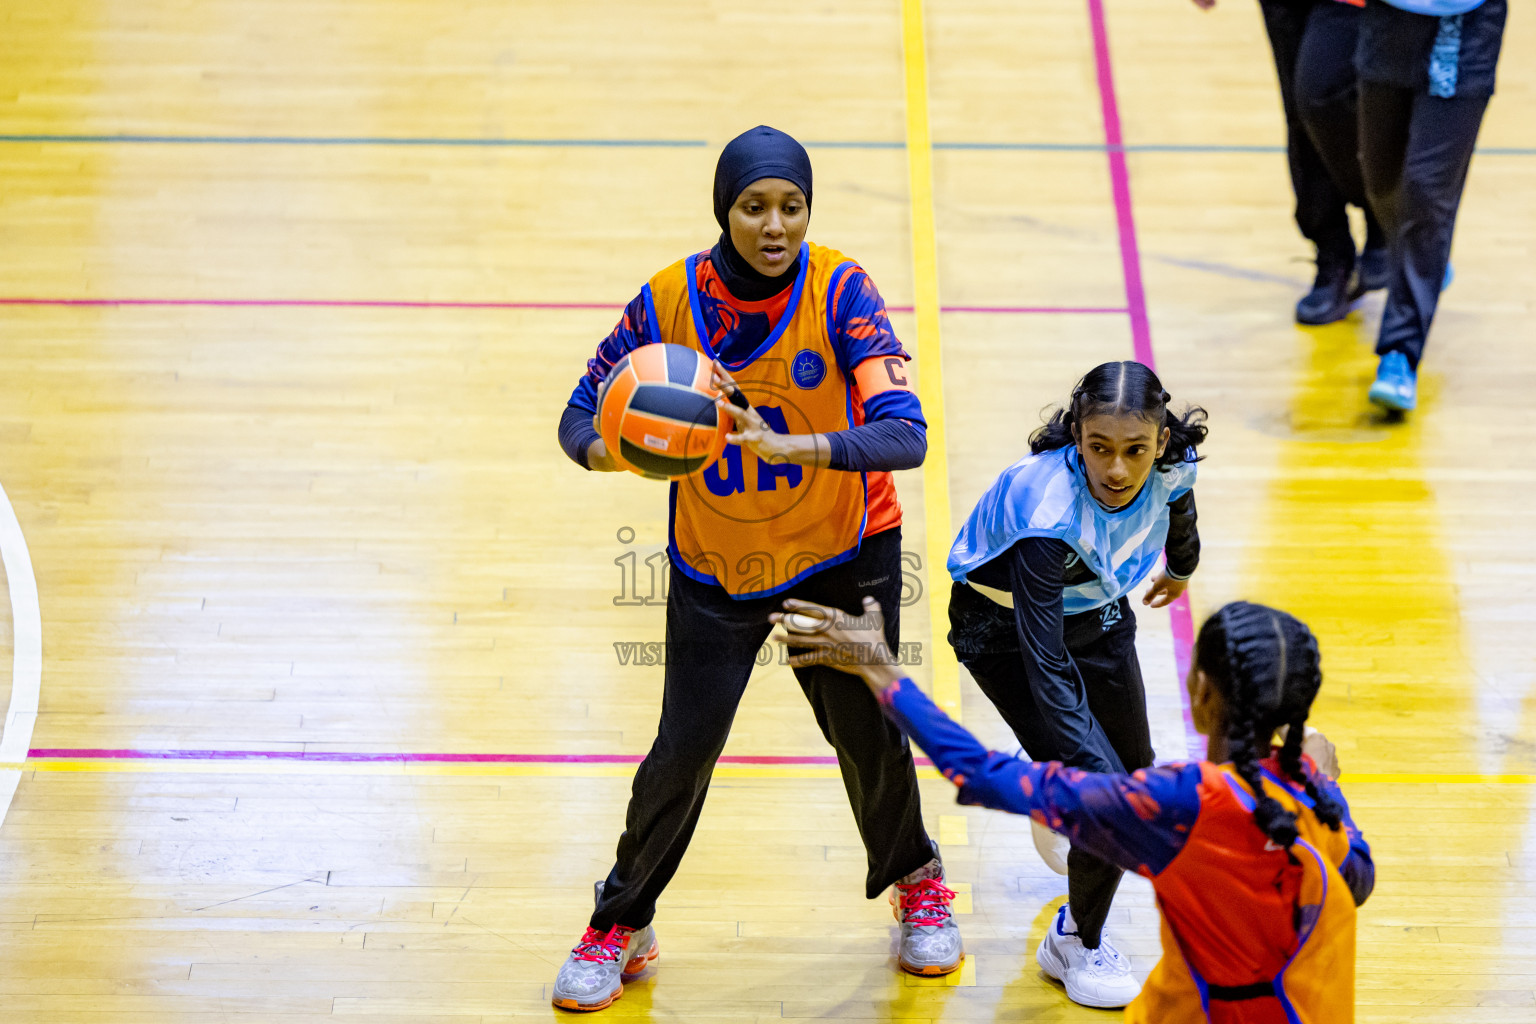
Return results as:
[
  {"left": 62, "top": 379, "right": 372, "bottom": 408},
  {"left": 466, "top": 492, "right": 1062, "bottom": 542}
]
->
[
  {"left": 559, "top": 405, "right": 600, "bottom": 471},
  {"left": 557, "top": 291, "right": 653, "bottom": 471},
  {"left": 880, "top": 677, "right": 1201, "bottom": 877},
  {"left": 971, "top": 537, "right": 1125, "bottom": 774},
  {"left": 1308, "top": 766, "right": 1376, "bottom": 907},
  {"left": 821, "top": 268, "right": 928, "bottom": 473},
  {"left": 1164, "top": 490, "right": 1200, "bottom": 580},
  {"left": 825, "top": 414, "right": 927, "bottom": 472}
]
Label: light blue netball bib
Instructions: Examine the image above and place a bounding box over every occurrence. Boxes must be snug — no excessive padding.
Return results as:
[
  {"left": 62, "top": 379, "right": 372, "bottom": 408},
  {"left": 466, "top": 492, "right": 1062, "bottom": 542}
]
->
[
  {"left": 948, "top": 447, "right": 1197, "bottom": 616},
  {"left": 1381, "top": 0, "right": 1484, "bottom": 15}
]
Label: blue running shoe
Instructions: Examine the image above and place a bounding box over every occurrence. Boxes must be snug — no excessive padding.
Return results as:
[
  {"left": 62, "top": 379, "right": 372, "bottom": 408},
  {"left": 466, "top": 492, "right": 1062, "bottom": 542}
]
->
[
  {"left": 1368, "top": 351, "right": 1417, "bottom": 412},
  {"left": 1442, "top": 261, "right": 1454, "bottom": 291}
]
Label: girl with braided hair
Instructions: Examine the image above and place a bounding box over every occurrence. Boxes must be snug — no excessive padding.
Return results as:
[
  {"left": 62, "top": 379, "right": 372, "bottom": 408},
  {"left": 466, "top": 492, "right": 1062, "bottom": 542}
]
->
[
  {"left": 942, "top": 360, "right": 1207, "bottom": 1007},
  {"left": 770, "top": 596, "right": 1375, "bottom": 1023}
]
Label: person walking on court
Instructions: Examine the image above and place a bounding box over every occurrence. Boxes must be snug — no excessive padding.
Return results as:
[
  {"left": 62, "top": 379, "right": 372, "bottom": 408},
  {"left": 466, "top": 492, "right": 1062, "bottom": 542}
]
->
[
  {"left": 550, "top": 125, "right": 962, "bottom": 1011},
  {"left": 1193, "top": 0, "right": 1387, "bottom": 325},
  {"left": 771, "top": 595, "right": 1375, "bottom": 1023},
  {"left": 1356, "top": 0, "right": 1506, "bottom": 412},
  {"left": 942, "top": 361, "right": 1207, "bottom": 1008}
]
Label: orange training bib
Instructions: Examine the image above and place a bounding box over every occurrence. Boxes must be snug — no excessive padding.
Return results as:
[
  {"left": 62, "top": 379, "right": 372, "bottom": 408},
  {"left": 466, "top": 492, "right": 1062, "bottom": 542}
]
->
[{"left": 644, "top": 243, "right": 868, "bottom": 598}]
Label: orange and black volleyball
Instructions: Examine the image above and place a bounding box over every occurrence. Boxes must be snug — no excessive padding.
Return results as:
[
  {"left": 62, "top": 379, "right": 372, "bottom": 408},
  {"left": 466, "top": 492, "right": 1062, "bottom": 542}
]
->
[{"left": 596, "top": 344, "right": 730, "bottom": 480}]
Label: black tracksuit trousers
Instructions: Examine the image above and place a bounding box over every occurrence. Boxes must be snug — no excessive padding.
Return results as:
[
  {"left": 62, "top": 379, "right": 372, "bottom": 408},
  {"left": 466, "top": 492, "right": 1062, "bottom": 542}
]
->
[{"left": 592, "top": 527, "right": 934, "bottom": 930}]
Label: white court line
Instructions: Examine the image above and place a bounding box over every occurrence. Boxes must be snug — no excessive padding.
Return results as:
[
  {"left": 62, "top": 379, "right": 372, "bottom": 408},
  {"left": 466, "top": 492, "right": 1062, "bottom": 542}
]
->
[{"left": 0, "top": 477, "right": 41, "bottom": 826}]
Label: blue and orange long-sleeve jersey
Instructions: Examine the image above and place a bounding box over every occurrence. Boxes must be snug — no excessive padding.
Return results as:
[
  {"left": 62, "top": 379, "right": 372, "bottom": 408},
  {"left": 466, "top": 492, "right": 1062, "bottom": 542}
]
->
[
  {"left": 880, "top": 676, "right": 1374, "bottom": 1023},
  {"left": 565, "top": 252, "right": 924, "bottom": 537}
]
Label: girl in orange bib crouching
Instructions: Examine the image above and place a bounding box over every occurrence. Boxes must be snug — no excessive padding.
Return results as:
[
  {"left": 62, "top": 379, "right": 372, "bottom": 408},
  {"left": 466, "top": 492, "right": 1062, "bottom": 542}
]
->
[{"left": 774, "top": 596, "right": 1374, "bottom": 1023}]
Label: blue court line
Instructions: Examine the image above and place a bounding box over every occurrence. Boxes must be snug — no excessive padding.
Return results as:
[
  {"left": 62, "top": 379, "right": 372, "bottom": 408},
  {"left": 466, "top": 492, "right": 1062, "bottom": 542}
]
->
[
  {"left": 804, "top": 140, "right": 905, "bottom": 149},
  {"left": 0, "top": 133, "right": 1531, "bottom": 156}
]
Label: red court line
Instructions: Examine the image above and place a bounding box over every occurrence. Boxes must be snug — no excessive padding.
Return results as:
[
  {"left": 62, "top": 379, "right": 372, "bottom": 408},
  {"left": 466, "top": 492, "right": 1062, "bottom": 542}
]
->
[
  {"left": 0, "top": 297, "right": 620, "bottom": 311},
  {"left": 1086, "top": 0, "right": 1154, "bottom": 369},
  {"left": 0, "top": 297, "right": 1125, "bottom": 316},
  {"left": 934, "top": 305, "right": 1126, "bottom": 315},
  {"left": 1168, "top": 593, "right": 1199, "bottom": 751},
  {"left": 1086, "top": 0, "right": 1202, "bottom": 759},
  {"left": 26, "top": 747, "right": 937, "bottom": 767}
]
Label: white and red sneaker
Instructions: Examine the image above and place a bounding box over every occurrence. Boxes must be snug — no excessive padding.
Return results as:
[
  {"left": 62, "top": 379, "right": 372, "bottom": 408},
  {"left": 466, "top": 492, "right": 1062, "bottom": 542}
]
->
[
  {"left": 551, "top": 922, "right": 658, "bottom": 1012},
  {"left": 891, "top": 858, "right": 964, "bottom": 975}
]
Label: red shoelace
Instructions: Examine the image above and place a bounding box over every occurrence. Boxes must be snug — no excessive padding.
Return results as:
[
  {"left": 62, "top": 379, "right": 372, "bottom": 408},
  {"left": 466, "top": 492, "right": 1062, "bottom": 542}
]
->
[
  {"left": 895, "top": 878, "right": 956, "bottom": 927},
  {"left": 570, "top": 924, "right": 632, "bottom": 964}
]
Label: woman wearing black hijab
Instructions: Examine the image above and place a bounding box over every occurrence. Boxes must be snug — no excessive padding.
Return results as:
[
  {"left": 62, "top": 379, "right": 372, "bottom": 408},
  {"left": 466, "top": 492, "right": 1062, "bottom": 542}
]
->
[{"left": 551, "top": 126, "right": 962, "bottom": 1011}]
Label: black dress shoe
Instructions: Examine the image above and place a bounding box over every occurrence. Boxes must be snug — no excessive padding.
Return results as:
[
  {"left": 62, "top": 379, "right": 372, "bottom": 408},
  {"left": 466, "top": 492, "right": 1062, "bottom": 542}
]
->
[
  {"left": 1295, "top": 260, "right": 1354, "bottom": 325},
  {"left": 1356, "top": 245, "right": 1390, "bottom": 294}
]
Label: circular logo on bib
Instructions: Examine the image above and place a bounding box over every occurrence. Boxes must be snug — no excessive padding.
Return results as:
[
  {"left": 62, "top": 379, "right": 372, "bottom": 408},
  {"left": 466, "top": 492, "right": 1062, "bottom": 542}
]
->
[{"left": 791, "top": 349, "right": 826, "bottom": 390}]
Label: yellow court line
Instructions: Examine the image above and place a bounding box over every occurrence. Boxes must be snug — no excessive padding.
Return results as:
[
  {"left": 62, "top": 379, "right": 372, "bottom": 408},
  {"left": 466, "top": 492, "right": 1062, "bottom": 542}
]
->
[
  {"left": 21, "top": 759, "right": 1536, "bottom": 784},
  {"left": 899, "top": 0, "right": 960, "bottom": 719},
  {"left": 1342, "top": 772, "right": 1536, "bottom": 786}
]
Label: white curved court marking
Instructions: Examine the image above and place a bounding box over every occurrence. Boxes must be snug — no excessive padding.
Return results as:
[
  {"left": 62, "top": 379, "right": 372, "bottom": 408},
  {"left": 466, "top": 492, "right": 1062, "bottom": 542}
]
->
[{"left": 0, "top": 477, "right": 40, "bottom": 827}]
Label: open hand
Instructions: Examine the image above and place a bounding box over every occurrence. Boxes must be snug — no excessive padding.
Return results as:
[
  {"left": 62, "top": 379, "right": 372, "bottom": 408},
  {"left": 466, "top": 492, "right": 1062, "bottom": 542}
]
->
[
  {"left": 585, "top": 434, "right": 620, "bottom": 472},
  {"left": 768, "top": 596, "right": 904, "bottom": 692},
  {"left": 1142, "top": 570, "right": 1189, "bottom": 608},
  {"left": 1301, "top": 727, "right": 1340, "bottom": 779},
  {"left": 712, "top": 361, "right": 786, "bottom": 462}
]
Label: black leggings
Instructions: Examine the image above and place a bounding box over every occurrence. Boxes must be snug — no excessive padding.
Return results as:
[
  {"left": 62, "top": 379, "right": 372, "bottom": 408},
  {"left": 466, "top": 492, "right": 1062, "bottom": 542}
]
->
[
  {"left": 1258, "top": 0, "right": 1380, "bottom": 263},
  {"left": 949, "top": 584, "right": 1152, "bottom": 948},
  {"left": 593, "top": 527, "right": 934, "bottom": 930}
]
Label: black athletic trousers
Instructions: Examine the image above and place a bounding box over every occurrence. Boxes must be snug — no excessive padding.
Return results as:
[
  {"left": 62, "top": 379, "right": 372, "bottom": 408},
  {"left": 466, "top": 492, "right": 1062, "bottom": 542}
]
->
[
  {"left": 1356, "top": 0, "right": 1505, "bottom": 369},
  {"left": 1258, "top": 0, "right": 1379, "bottom": 265},
  {"left": 948, "top": 583, "right": 1153, "bottom": 949},
  {"left": 593, "top": 527, "right": 934, "bottom": 931}
]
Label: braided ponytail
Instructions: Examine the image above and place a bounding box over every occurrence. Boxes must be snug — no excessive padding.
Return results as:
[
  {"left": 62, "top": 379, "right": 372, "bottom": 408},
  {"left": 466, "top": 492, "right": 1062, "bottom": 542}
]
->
[
  {"left": 1278, "top": 631, "right": 1344, "bottom": 830},
  {"left": 1197, "top": 602, "right": 1344, "bottom": 848},
  {"left": 1219, "top": 606, "right": 1300, "bottom": 848}
]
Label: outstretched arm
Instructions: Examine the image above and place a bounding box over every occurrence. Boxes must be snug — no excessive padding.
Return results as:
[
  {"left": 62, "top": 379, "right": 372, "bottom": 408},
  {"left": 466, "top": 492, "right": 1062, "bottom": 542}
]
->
[{"left": 771, "top": 597, "right": 1202, "bottom": 878}]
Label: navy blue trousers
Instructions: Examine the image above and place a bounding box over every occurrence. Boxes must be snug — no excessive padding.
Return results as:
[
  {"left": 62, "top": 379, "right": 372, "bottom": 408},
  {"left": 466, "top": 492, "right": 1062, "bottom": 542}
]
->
[{"left": 1357, "top": 0, "right": 1506, "bottom": 368}]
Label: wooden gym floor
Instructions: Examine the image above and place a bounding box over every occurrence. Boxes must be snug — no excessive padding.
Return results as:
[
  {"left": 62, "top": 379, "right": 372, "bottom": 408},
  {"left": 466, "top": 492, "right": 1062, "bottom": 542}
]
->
[{"left": 0, "top": 0, "right": 1533, "bottom": 1020}]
